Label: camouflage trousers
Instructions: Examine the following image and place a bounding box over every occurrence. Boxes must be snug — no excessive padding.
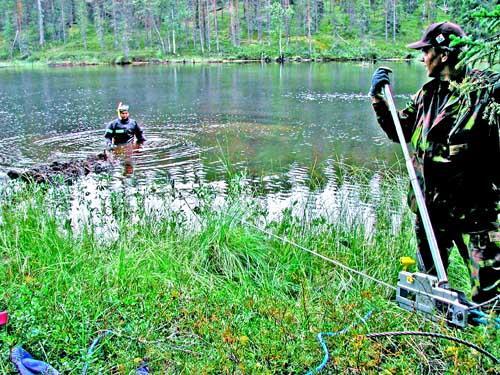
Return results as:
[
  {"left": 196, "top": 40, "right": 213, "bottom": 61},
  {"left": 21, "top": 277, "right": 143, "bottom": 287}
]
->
[{"left": 415, "top": 216, "right": 500, "bottom": 304}]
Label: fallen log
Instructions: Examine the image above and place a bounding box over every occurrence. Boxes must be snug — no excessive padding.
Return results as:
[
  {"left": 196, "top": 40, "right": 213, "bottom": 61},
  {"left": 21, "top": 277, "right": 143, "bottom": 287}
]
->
[{"left": 7, "top": 152, "right": 114, "bottom": 184}]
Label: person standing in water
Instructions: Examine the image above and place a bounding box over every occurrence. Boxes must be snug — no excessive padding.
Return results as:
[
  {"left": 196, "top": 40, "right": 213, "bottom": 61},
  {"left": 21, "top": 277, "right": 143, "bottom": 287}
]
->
[{"left": 104, "top": 103, "right": 146, "bottom": 148}]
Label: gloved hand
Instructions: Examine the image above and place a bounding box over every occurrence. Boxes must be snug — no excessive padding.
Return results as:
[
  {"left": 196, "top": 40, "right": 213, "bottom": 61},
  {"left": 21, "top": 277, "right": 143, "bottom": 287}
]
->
[
  {"left": 369, "top": 67, "right": 392, "bottom": 97},
  {"left": 106, "top": 142, "right": 116, "bottom": 151}
]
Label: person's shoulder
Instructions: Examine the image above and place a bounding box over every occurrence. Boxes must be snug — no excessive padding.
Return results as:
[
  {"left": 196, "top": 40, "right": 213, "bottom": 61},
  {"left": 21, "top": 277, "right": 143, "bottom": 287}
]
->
[
  {"left": 417, "top": 78, "right": 439, "bottom": 98},
  {"left": 108, "top": 118, "right": 119, "bottom": 126}
]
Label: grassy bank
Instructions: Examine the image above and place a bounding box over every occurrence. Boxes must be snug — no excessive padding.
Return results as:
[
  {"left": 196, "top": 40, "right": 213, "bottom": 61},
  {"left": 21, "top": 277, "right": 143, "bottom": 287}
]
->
[
  {"left": 0, "top": 169, "right": 497, "bottom": 373},
  {"left": 1, "top": 36, "right": 414, "bottom": 66}
]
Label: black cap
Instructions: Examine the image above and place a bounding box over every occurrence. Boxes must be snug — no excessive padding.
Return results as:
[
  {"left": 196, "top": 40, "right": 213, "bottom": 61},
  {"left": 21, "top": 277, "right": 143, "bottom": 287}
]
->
[{"left": 407, "top": 22, "right": 466, "bottom": 50}]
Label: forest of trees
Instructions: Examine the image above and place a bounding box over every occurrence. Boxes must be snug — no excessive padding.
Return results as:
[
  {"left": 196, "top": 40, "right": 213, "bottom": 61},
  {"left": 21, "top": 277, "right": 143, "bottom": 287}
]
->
[{"left": 0, "top": 0, "right": 496, "bottom": 62}]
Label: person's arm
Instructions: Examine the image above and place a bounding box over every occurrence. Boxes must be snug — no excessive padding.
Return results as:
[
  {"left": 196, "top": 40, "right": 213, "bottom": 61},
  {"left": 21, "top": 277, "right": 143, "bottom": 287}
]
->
[
  {"left": 369, "top": 67, "right": 418, "bottom": 143},
  {"left": 372, "top": 94, "right": 418, "bottom": 143},
  {"left": 133, "top": 121, "right": 146, "bottom": 143},
  {"left": 104, "top": 121, "right": 114, "bottom": 147}
]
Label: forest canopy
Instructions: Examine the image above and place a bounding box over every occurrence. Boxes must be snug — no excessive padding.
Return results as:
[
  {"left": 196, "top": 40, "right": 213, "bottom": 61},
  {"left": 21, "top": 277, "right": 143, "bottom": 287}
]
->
[{"left": 0, "top": 0, "right": 497, "bottom": 63}]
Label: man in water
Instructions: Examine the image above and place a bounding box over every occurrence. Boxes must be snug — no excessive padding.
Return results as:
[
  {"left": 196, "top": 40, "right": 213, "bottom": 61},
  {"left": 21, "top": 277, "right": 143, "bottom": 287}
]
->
[
  {"left": 369, "top": 22, "right": 499, "bottom": 303},
  {"left": 104, "top": 103, "right": 146, "bottom": 148}
]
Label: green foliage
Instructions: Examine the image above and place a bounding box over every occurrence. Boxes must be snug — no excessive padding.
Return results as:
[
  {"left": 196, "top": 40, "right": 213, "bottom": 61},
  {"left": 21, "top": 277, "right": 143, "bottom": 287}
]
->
[
  {"left": 1, "top": 10, "right": 14, "bottom": 55},
  {"left": 1, "top": 0, "right": 484, "bottom": 62},
  {"left": 0, "top": 166, "right": 497, "bottom": 373},
  {"left": 451, "top": 5, "right": 500, "bottom": 69}
]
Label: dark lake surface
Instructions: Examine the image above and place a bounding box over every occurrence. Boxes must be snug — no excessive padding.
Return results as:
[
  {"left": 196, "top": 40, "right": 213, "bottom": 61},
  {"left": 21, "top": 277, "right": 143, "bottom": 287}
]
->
[{"left": 0, "top": 62, "right": 426, "bottom": 186}]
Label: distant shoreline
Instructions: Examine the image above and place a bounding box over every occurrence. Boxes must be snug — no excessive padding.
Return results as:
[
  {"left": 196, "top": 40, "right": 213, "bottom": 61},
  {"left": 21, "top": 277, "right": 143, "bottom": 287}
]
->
[{"left": 0, "top": 56, "right": 414, "bottom": 69}]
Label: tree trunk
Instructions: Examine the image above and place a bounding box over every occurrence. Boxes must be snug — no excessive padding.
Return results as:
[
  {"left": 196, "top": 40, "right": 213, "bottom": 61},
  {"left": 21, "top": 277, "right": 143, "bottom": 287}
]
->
[
  {"left": 111, "top": 0, "right": 119, "bottom": 48},
  {"left": 423, "top": 0, "right": 433, "bottom": 22},
  {"left": 121, "top": 0, "right": 131, "bottom": 60},
  {"left": 255, "top": 0, "right": 262, "bottom": 43},
  {"left": 152, "top": 15, "right": 166, "bottom": 54},
  {"left": 266, "top": 0, "right": 271, "bottom": 45},
  {"left": 313, "top": 0, "right": 318, "bottom": 33},
  {"left": 392, "top": 0, "right": 396, "bottom": 42},
  {"left": 384, "top": 0, "right": 388, "bottom": 41},
  {"left": 166, "top": 24, "right": 172, "bottom": 54},
  {"left": 213, "top": 0, "right": 219, "bottom": 52},
  {"left": 278, "top": 23, "right": 282, "bottom": 57},
  {"left": 283, "top": 0, "right": 290, "bottom": 48},
  {"left": 94, "top": 0, "right": 104, "bottom": 49},
  {"left": 68, "top": 0, "right": 75, "bottom": 24},
  {"left": 191, "top": 5, "right": 197, "bottom": 50},
  {"left": 197, "top": 0, "right": 205, "bottom": 53},
  {"left": 172, "top": 9, "right": 177, "bottom": 54},
  {"left": 78, "top": 0, "right": 87, "bottom": 50},
  {"left": 205, "top": 0, "right": 211, "bottom": 51},
  {"left": 235, "top": 0, "right": 240, "bottom": 46},
  {"left": 49, "top": 0, "right": 58, "bottom": 42},
  {"left": 36, "top": 0, "right": 45, "bottom": 46},
  {"left": 229, "top": 0, "right": 234, "bottom": 45},
  {"left": 15, "top": 0, "right": 27, "bottom": 55},
  {"left": 244, "top": 0, "right": 251, "bottom": 41},
  {"left": 307, "top": 0, "right": 312, "bottom": 56},
  {"left": 59, "top": 0, "right": 66, "bottom": 43},
  {"left": 229, "top": 0, "right": 240, "bottom": 46}
]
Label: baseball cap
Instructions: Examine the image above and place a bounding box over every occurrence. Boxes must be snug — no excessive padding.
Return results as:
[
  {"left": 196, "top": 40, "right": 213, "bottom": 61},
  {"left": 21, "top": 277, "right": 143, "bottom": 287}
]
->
[{"left": 407, "top": 22, "right": 466, "bottom": 50}]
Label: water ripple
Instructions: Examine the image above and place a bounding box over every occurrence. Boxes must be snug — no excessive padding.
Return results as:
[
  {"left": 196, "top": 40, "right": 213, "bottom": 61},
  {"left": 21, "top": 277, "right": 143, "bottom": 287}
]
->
[{"left": 286, "top": 90, "right": 412, "bottom": 104}]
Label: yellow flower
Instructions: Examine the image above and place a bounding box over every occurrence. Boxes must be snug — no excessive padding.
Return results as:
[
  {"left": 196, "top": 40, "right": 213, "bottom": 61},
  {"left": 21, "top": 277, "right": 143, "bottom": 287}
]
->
[{"left": 239, "top": 335, "right": 249, "bottom": 345}]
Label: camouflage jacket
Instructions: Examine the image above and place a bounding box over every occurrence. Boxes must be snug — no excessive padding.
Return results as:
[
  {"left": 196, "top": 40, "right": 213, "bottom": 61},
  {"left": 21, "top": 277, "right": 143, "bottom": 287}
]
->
[{"left": 373, "top": 69, "right": 499, "bottom": 231}]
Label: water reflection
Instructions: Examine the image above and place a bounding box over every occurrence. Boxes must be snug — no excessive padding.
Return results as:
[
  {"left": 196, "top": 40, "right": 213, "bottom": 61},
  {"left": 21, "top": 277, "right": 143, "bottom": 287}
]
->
[
  {"left": 0, "top": 62, "right": 426, "bottom": 185},
  {"left": 60, "top": 157, "right": 406, "bottom": 245},
  {"left": 0, "top": 62, "right": 419, "bottom": 235}
]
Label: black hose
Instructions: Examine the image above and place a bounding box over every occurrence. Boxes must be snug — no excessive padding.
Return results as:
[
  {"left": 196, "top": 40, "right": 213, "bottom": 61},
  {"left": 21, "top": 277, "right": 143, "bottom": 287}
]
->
[{"left": 366, "top": 331, "right": 499, "bottom": 365}]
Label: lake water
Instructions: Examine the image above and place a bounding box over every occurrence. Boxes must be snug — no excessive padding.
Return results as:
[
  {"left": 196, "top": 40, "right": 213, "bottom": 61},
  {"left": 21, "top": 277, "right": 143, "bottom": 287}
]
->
[
  {"left": 0, "top": 62, "right": 426, "bottom": 232},
  {"left": 0, "top": 62, "right": 427, "bottom": 181}
]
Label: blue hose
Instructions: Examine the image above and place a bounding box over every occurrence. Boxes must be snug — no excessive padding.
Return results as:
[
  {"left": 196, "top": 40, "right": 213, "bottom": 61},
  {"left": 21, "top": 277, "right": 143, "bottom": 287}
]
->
[
  {"left": 81, "top": 330, "right": 114, "bottom": 375},
  {"left": 304, "top": 311, "right": 373, "bottom": 375},
  {"left": 469, "top": 309, "right": 500, "bottom": 329}
]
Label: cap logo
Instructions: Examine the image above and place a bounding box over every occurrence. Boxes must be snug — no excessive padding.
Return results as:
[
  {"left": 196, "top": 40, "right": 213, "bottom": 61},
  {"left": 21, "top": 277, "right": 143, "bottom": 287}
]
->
[{"left": 435, "top": 34, "right": 445, "bottom": 44}]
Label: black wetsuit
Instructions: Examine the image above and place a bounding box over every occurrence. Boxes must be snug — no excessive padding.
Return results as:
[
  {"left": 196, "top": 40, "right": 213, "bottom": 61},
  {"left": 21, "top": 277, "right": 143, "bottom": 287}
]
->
[{"left": 104, "top": 118, "right": 146, "bottom": 145}]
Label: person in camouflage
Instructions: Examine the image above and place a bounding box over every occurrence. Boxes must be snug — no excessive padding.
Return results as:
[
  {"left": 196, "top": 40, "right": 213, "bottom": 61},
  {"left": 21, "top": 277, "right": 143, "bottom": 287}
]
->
[{"left": 369, "top": 22, "right": 499, "bottom": 304}]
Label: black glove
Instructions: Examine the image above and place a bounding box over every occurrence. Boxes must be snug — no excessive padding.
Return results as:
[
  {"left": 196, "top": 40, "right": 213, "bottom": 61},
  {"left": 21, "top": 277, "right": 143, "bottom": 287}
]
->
[{"left": 369, "top": 67, "right": 392, "bottom": 97}]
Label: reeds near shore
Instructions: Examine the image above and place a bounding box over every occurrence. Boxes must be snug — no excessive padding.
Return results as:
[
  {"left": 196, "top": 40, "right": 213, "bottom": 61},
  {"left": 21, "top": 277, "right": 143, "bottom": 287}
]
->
[{"left": 0, "top": 169, "right": 496, "bottom": 374}]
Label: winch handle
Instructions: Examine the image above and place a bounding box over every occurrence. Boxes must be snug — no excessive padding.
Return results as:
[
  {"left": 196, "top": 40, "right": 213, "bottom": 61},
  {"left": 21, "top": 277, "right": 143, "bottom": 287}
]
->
[{"left": 382, "top": 83, "right": 448, "bottom": 287}]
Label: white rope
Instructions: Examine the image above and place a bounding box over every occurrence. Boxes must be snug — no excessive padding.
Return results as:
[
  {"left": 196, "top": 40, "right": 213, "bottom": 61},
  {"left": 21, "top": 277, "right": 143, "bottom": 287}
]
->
[
  {"left": 176, "top": 189, "right": 491, "bottom": 325},
  {"left": 238, "top": 216, "right": 398, "bottom": 291}
]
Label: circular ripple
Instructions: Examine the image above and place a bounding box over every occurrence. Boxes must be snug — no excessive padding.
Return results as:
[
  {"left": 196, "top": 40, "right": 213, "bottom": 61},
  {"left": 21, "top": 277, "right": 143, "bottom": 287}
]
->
[{"left": 0, "top": 125, "right": 204, "bottom": 185}]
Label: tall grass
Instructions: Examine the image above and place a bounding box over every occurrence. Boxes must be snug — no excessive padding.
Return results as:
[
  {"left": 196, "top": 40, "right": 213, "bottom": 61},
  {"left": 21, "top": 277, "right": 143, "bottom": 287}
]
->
[{"left": 0, "top": 169, "right": 497, "bottom": 373}]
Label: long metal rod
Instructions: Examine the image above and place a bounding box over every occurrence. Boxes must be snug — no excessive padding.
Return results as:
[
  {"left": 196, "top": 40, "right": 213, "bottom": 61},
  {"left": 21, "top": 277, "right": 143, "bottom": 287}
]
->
[{"left": 382, "top": 84, "right": 448, "bottom": 286}]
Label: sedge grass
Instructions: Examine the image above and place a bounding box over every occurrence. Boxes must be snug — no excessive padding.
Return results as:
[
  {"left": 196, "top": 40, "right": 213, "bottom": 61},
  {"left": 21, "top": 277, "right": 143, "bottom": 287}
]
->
[{"left": 0, "top": 168, "right": 498, "bottom": 374}]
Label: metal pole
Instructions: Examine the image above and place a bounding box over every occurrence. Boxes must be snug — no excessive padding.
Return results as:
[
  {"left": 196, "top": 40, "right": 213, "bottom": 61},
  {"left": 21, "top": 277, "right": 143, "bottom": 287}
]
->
[{"left": 382, "top": 84, "right": 448, "bottom": 286}]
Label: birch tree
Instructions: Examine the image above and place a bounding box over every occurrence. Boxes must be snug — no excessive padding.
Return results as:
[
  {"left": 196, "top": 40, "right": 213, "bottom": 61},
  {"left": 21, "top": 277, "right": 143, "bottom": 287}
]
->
[
  {"left": 229, "top": 0, "right": 240, "bottom": 46},
  {"left": 212, "top": 0, "right": 219, "bottom": 51},
  {"left": 269, "top": 1, "right": 293, "bottom": 58},
  {"left": 36, "top": 0, "right": 45, "bottom": 45}
]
